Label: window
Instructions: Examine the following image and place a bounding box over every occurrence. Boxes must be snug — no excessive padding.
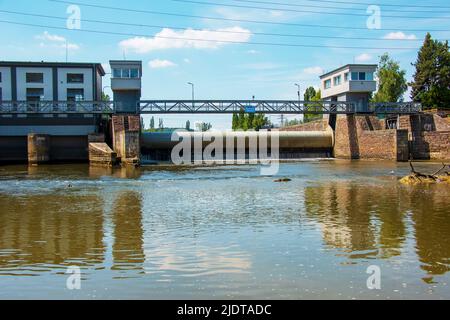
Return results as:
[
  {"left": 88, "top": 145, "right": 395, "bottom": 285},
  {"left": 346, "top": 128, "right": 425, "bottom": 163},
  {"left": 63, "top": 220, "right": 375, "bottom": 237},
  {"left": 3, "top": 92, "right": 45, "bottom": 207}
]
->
[
  {"left": 350, "top": 72, "right": 373, "bottom": 81},
  {"left": 333, "top": 75, "right": 342, "bottom": 86},
  {"left": 26, "top": 73, "right": 44, "bottom": 83},
  {"left": 0, "top": 72, "right": 2, "bottom": 83},
  {"left": 67, "top": 89, "right": 84, "bottom": 101},
  {"left": 113, "top": 68, "right": 122, "bottom": 78},
  {"left": 0, "top": 88, "right": 2, "bottom": 101},
  {"left": 130, "top": 68, "right": 139, "bottom": 78},
  {"left": 344, "top": 72, "right": 349, "bottom": 82},
  {"left": 324, "top": 79, "right": 331, "bottom": 89},
  {"left": 26, "top": 88, "right": 44, "bottom": 103},
  {"left": 121, "top": 69, "right": 130, "bottom": 78},
  {"left": 67, "top": 73, "right": 84, "bottom": 84},
  {"left": 113, "top": 68, "right": 140, "bottom": 78}
]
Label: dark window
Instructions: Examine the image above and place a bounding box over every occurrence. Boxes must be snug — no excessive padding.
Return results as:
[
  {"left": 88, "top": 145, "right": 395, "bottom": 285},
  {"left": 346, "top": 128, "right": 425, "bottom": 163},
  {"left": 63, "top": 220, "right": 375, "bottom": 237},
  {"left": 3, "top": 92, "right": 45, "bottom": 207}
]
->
[
  {"left": 113, "top": 69, "right": 122, "bottom": 78},
  {"left": 67, "top": 73, "right": 84, "bottom": 83},
  {"left": 0, "top": 72, "right": 2, "bottom": 83},
  {"left": 26, "top": 73, "right": 44, "bottom": 83},
  {"left": 26, "top": 88, "right": 44, "bottom": 101},
  {"left": 351, "top": 72, "right": 358, "bottom": 80},
  {"left": 67, "top": 89, "right": 84, "bottom": 101},
  {"left": 359, "top": 72, "right": 366, "bottom": 80},
  {"left": 130, "top": 68, "right": 139, "bottom": 78}
]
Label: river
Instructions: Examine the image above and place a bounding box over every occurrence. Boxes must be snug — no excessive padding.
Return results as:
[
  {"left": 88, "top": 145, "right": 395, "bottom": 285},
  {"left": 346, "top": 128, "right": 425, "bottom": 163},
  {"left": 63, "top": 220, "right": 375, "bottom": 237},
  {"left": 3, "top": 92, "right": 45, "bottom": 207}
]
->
[{"left": 0, "top": 160, "right": 449, "bottom": 299}]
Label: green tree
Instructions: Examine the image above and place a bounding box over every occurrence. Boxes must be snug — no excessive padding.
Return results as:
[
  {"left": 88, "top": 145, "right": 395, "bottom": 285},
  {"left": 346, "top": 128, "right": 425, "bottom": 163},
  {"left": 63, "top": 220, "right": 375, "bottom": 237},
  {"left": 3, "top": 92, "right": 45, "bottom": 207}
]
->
[
  {"left": 158, "top": 118, "right": 164, "bottom": 129},
  {"left": 410, "top": 33, "right": 450, "bottom": 109},
  {"left": 304, "top": 88, "right": 322, "bottom": 123},
  {"left": 185, "top": 120, "right": 191, "bottom": 131},
  {"left": 101, "top": 92, "right": 110, "bottom": 101},
  {"left": 304, "top": 86, "right": 316, "bottom": 101},
  {"left": 372, "top": 53, "right": 407, "bottom": 103},
  {"left": 150, "top": 116, "right": 155, "bottom": 130},
  {"left": 232, "top": 113, "right": 239, "bottom": 130}
]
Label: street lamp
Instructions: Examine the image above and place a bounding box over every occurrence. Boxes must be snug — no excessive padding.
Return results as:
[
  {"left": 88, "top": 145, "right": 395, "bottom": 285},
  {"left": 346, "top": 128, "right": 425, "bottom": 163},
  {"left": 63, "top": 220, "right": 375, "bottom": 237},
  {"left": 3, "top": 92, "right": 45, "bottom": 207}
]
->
[
  {"left": 187, "top": 82, "right": 195, "bottom": 106},
  {"left": 294, "top": 83, "right": 301, "bottom": 104}
]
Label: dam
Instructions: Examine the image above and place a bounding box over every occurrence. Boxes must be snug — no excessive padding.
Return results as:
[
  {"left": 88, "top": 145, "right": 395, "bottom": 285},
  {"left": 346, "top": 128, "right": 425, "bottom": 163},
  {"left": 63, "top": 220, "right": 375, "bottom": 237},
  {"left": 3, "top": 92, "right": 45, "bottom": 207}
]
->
[{"left": 2, "top": 59, "right": 447, "bottom": 166}]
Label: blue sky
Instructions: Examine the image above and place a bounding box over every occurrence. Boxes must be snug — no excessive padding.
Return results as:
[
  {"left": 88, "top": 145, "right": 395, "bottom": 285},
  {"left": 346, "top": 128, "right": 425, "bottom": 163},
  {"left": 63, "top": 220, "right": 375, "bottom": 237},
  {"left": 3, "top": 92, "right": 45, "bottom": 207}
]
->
[{"left": 0, "top": 0, "right": 449, "bottom": 128}]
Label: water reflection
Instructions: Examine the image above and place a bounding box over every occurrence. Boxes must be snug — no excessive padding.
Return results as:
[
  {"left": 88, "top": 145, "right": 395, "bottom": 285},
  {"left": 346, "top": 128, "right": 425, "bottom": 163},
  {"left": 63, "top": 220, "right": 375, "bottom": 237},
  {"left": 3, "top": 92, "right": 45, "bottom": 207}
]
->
[
  {"left": 112, "top": 191, "right": 145, "bottom": 274},
  {"left": 0, "top": 194, "right": 105, "bottom": 274},
  {"left": 0, "top": 162, "right": 449, "bottom": 298},
  {"left": 304, "top": 181, "right": 450, "bottom": 281}
]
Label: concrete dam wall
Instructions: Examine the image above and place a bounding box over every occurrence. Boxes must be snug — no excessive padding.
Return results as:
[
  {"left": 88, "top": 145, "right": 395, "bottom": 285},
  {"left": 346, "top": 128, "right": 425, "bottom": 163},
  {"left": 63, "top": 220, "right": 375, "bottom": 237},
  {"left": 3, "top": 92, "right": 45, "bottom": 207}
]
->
[{"left": 141, "top": 130, "right": 335, "bottom": 161}]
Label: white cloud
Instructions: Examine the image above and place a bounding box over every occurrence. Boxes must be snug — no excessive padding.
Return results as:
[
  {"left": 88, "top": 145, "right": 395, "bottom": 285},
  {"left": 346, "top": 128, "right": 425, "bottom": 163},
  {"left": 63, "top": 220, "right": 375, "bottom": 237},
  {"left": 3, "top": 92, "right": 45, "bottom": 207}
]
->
[
  {"left": 183, "top": 58, "right": 191, "bottom": 63},
  {"left": 383, "top": 32, "right": 417, "bottom": 40},
  {"left": 119, "top": 27, "right": 252, "bottom": 53},
  {"left": 355, "top": 53, "right": 372, "bottom": 63},
  {"left": 302, "top": 66, "right": 324, "bottom": 75},
  {"left": 246, "top": 49, "right": 259, "bottom": 54},
  {"left": 149, "top": 59, "right": 177, "bottom": 69},
  {"left": 35, "top": 31, "right": 80, "bottom": 50},
  {"left": 35, "top": 31, "right": 66, "bottom": 42}
]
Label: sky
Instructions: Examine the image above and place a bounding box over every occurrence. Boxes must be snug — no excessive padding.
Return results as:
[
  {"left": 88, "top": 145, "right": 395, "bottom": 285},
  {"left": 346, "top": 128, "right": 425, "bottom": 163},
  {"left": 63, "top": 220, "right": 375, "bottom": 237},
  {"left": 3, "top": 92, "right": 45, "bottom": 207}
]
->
[{"left": 0, "top": 0, "right": 449, "bottom": 129}]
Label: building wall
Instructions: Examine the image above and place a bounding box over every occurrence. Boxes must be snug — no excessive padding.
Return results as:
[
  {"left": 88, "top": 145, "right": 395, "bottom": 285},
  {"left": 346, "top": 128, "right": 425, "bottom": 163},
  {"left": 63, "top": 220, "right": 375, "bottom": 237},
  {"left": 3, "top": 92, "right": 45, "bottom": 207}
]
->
[
  {"left": 0, "top": 67, "right": 12, "bottom": 100},
  {"left": 334, "top": 114, "right": 409, "bottom": 161},
  {"left": 16, "top": 67, "right": 54, "bottom": 101},
  {"left": 57, "top": 68, "right": 94, "bottom": 101}
]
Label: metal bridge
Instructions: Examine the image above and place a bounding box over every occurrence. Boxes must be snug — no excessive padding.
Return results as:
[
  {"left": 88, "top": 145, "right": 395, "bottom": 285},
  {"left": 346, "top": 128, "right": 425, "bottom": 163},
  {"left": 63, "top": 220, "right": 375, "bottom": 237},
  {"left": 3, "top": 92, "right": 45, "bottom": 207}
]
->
[
  {"left": 0, "top": 100, "right": 422, "bottom": 115},
  {"left": 137, "top": 100, "right": 422, "bottom": 115}
]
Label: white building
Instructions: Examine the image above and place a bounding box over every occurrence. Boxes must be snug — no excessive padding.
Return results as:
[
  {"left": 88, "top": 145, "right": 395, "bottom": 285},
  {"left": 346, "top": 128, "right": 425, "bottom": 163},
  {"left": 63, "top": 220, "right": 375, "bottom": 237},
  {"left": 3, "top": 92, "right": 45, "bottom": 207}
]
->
[
  {"left": 0, "top": 61, "right": 105, "bottom": 103},
  {"left": 320, "top": 64, "right": 377, "bottom": 111}
]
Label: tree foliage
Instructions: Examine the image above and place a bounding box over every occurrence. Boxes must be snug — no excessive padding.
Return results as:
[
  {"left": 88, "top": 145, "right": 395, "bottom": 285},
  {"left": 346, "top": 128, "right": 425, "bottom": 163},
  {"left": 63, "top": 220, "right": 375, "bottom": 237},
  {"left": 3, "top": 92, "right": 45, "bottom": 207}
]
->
[
  {"left": 232, "top": 110, "right": 270, "bottom": 131},
  {"left": 303, "top": 88, "right": 322, "bottom": 123},
  {"left": 372, "top": 53, "right": 408, "bottom": 103},
  {"left": 410, "top": 33, "right": 450, "bottom": 109}
]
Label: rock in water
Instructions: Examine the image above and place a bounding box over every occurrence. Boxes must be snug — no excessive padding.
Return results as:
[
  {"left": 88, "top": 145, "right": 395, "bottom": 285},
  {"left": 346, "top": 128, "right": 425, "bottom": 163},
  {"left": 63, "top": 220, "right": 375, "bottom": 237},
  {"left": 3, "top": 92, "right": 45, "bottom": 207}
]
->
[{"left": 274, "top": 178, "right": 292, "bottom": 182}]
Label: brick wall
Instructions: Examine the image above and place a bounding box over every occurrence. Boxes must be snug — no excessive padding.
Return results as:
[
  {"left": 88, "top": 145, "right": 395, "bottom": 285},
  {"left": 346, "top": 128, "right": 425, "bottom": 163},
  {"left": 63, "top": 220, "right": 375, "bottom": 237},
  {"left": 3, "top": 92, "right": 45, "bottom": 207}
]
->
[
  {"left": 334, "top": 115, "right": 409, "bottom": 161},
  {"left": 398, "top": 114, "right": 450, "bottom": 160},
  {"left": 280, "top": 119, "right": 328, "bottom": 132},
  {"left": 412, "top": 131, "right": 450, "bottom": 160}
]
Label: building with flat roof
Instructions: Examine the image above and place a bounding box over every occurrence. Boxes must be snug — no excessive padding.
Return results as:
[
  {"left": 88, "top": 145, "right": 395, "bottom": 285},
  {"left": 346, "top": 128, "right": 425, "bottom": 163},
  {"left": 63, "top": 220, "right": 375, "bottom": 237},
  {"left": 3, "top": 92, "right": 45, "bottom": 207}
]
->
[
  {"left": 0, "top": 61, "right": 105, "bottom": 103},
  {"left": 320, "top": 64, "right": 377, "bottom": 111},
  {"left": 110, "top": 60, "right": 142, "bottom": 113}
]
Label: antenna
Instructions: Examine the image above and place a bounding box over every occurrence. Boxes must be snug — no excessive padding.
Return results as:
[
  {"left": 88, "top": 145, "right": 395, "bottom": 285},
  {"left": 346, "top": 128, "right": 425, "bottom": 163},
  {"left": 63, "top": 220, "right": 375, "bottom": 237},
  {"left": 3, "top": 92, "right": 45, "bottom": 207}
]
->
[
  {"left": 123, "top": 50, "right": 127, "bottom": 60},
  {"left": 65, "top": 40, "right": 68, "bottom": 62}
]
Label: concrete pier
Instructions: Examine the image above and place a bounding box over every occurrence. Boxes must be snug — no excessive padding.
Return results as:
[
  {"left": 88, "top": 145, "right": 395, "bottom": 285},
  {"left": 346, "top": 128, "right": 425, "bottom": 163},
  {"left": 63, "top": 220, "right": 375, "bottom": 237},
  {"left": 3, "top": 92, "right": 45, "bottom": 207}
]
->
[
  {"left": 112, "top": 115, "right": 141, "bottom": 166},
  {"left": 27, "top": 134, "right": 50, "bottom": 165}
]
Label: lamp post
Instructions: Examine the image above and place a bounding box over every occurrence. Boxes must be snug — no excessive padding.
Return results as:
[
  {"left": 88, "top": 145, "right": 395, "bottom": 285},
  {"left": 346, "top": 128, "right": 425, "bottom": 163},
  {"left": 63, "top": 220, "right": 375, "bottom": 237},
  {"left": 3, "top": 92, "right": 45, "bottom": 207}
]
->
[
  {"left": 187, "top": 82, "right": 194, "bottom": 107},
  {"left": 294, "top": 83, "right": 301, "bottom": 105}
]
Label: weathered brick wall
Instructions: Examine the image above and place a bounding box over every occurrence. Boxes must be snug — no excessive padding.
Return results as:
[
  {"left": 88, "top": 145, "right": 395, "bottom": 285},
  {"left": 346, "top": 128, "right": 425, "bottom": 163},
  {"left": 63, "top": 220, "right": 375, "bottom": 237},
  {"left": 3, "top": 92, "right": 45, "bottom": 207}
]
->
[
  {"left": 280, "top": 119, "right": 328, "bottom": 131},
  {"left": 398, "top": 114, "right": 450, "bottom": 160},
  {"left": 412, "top": 131, "right": 450, "bottom": 160},
  {"left": 334, "top": 115, "right": 408, "bottom": 160}
]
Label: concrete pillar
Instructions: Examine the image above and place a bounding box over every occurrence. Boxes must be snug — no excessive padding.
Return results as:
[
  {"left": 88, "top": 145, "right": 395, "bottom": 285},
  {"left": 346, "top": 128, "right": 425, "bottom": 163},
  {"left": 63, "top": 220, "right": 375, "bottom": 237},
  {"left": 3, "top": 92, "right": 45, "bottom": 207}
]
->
[
  {"left": 112, "top": 115, "right": 141, "bottom": 166},
  {"left": 27, "top": 134, "right": 50, "bottom": 165}
]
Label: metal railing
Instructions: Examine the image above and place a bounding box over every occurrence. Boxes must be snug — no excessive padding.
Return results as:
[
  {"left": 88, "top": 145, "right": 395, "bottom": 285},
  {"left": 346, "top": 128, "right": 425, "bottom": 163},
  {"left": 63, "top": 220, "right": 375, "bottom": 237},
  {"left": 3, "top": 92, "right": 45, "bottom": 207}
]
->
[
  {"left": 0, "top": 100, "right": 422, "bottom": 115},
  {"left": 138, "top": 100, "right": 357, "bottom": 114},
  {"left": 369, "top": 102, "right": 422, "bottom": 114},
  {"left": 0, "top": 101, "right": 117, "bottom": 114}
]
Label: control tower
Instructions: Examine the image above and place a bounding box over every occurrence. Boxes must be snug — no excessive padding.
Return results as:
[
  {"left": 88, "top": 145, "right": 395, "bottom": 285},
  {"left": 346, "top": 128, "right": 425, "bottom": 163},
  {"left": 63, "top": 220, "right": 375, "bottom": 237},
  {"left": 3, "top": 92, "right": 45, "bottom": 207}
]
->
[{"left": 110, "top": 60, "right": 142, "bottom": 113}]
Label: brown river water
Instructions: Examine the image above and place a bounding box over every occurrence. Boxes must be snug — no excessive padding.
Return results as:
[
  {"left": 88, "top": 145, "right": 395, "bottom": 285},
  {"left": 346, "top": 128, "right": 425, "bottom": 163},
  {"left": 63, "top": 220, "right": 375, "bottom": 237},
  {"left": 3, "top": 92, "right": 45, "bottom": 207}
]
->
[{"left": 0, "top": 160, "right": 449, "bottom": 299}]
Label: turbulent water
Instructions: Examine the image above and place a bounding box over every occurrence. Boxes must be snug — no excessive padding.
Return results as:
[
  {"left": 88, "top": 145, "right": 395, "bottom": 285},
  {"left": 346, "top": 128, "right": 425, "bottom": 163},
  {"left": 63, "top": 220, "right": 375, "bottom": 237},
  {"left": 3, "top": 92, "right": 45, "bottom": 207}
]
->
[{"left": 0, "top": 160, "right": 449, "bottom": 299}]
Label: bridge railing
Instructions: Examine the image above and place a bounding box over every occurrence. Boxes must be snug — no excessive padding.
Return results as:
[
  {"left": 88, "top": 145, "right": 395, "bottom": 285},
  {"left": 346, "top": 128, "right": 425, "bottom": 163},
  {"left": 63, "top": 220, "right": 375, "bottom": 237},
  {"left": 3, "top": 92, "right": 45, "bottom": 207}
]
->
[
  {"left": 0, "top": 101, "right": 117, "bottom": 114},
  {"left": 137, "top": 100, "right": 358, "bottom": 114},
  {"left": 369, "top": 102, "right": 422, "bottom": 114}
]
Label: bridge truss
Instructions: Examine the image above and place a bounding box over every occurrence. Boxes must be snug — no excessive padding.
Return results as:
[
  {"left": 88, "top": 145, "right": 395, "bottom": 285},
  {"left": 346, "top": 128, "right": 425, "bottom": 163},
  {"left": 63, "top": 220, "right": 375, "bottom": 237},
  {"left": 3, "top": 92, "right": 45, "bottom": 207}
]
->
[
  {"left": 0, "top": 100, "right": 422, "bottom": 115},
  {"left": 138, "top": 100, "right": 422, "bottom": 115}
]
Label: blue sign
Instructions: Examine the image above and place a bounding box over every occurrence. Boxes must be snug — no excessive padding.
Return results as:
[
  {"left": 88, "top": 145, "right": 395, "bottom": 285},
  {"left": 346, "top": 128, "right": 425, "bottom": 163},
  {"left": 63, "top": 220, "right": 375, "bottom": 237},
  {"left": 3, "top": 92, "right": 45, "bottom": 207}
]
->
[{"left": 245, "top": 106, "right": 256, "bottom": 113}]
